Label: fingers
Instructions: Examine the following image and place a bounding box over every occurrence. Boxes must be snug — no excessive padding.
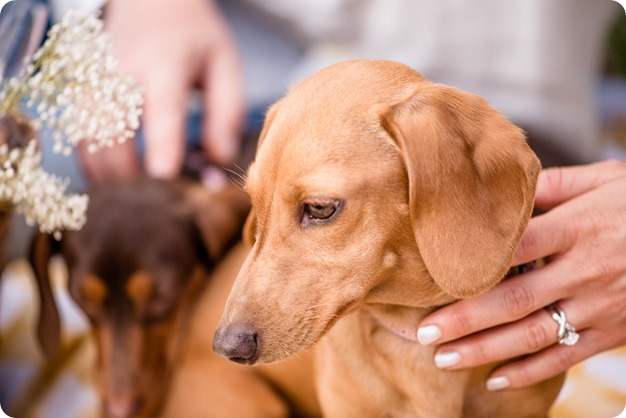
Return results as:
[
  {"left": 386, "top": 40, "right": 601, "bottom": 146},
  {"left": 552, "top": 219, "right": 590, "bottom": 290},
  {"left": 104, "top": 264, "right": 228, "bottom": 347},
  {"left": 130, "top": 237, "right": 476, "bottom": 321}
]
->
[
  {"left": 101, "top": 0, "right": 243, "bottom": 179},
  {"left": 78, "top": 140, "right": 140, "bottom": 184},
  {"left": 429, "top": 296, "right": 591, "bottom": 369},
  {"left": 418, "top": 265, "right": 564, "bottom": 346},
  {"left": 423, "top": 290, "right": 607, "bottom": 391},
  {"left": 431, "top": 310, "right": 558, "bottom": 370},
  {"left": 534, "top": 160, "right": 626, "bottom": 210},
  {"left": 202, "top": 39, "right": 244, "bottom": 166},
  {"left": 88, "top": 68, "right": 187, "bottom": 179},
  {"left": 511, "top": 210, "right": 575, "bottom": 266},
  {"left": 486, "top": 328, "right": 612, "bottom": 390},
  {"left": 142, "top": 68, "right": 188, "bottom": 178},
  {"left": 513, "top": 160, "right": 626, "bottom": 266}
]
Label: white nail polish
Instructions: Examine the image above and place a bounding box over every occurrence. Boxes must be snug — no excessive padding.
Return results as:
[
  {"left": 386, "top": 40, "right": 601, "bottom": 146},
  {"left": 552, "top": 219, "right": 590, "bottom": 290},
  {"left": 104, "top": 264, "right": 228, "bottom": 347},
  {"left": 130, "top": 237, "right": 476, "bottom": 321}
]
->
[
  {"left": 417, "top": 325, "right": 442, "bottom": 345},
  {"left": 434, "top": 351, "right": 461, "bottom": 368},
  {"left": 486, "top": 376, "right": 510, "bottom": 391}
]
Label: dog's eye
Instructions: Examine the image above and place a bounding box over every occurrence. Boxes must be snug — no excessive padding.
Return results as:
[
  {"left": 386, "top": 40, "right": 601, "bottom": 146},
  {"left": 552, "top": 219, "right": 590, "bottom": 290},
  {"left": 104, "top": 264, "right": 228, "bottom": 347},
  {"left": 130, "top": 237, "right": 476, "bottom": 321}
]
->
[{"left": 301, "top": 199, "right": 342, "bottom": 226}]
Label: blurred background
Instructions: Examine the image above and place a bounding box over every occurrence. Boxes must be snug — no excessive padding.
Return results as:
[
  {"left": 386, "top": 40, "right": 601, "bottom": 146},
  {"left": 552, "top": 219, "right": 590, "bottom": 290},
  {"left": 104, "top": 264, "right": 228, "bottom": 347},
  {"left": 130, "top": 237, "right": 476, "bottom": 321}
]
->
[{"left": 1, "top": 0, "right": 626, "bottom": 417}]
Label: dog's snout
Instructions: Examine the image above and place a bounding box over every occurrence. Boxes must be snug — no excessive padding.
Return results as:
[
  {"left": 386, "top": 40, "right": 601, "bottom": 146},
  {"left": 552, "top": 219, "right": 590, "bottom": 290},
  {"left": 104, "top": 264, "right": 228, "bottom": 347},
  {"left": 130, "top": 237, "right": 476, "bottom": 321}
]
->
[
  {"left": 105, "top": 393, "right": 143, "bottom": 418},
  {"left": 213, "top": 325, "right": 259, "bottom": 364}
]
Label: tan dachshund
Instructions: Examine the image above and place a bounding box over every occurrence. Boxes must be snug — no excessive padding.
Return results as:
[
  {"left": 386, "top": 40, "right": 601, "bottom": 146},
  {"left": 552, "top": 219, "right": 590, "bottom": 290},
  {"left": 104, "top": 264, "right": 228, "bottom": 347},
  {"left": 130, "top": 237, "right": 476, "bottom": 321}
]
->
[
  {"left": 213, "top": 60, "right": 565, "bottom": 417},
  {"left": 29, "top": 178, "right": 311, "bottom": 418}
]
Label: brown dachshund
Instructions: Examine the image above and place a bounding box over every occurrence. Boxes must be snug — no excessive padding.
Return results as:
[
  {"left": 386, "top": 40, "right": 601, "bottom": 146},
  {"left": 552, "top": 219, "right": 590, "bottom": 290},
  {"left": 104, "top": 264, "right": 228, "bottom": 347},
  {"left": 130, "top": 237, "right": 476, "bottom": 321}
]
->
[
  {"left": 29, "top": 177, "right": 296, "bottom": 418},
  {"left": 213, "top": 60, "right": 565, "bottom": 417}
]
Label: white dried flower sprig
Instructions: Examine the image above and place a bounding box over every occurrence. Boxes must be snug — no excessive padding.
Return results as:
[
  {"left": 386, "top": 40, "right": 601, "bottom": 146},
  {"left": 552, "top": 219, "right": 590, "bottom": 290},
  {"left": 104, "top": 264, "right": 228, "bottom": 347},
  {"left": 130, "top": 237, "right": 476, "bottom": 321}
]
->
[
  {"left": 0, "top": 139, "right": 88, "bottom": 239},
  {"left": 0, "top": 11, "right": 143, "bottom": 237},
  {"left": 0, "top": 10, "right": 143, "bottom": 155}
]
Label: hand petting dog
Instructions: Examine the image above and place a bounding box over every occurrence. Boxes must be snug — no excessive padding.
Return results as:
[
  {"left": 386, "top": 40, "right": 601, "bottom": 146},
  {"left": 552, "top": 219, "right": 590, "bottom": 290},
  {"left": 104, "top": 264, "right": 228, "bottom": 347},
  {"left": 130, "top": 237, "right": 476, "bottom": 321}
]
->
[{"left": 418, "top": 160, "right": 626, "bottom": 391}]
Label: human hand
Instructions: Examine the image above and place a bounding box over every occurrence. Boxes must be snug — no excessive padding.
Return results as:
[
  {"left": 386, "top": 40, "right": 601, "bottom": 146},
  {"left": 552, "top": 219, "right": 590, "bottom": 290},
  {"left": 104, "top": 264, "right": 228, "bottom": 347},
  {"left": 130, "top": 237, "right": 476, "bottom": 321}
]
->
[
  {"left": 417, "top": 160, "right": 626, "bottom": 390},
  {"left": 81, "top": 0, "right": 244, "bottom": 181}
]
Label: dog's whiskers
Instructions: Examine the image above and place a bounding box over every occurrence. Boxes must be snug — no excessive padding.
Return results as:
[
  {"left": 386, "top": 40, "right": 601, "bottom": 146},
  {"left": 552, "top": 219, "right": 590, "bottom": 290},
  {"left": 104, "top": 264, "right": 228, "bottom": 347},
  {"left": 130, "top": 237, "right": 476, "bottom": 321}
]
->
[
  {"left": 225, "top": 165, "right": 248, "bottom": 192},
  {"left": 304, "top": 302, "right": 332, "bottom": 311}
]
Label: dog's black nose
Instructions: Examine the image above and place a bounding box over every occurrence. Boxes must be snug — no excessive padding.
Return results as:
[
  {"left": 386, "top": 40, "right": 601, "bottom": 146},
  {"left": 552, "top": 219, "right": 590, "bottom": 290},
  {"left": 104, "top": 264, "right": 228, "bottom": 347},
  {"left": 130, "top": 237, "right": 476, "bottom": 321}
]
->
[{"left": 213, "top": 325, "right": 258, "bottom": 364}]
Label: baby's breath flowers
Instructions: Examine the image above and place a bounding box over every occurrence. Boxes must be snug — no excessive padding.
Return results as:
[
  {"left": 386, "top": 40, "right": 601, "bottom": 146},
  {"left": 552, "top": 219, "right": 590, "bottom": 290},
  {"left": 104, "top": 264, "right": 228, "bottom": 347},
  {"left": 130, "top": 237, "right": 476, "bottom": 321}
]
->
[
  {"left": 0, "top": 11, "right": 143, "bottom": 236},
  {"left": 0, "top": 10, "right": 143, "bottom": 155},
  {"left": 0, "top": 133, "right": 87, "bottom": 240}
]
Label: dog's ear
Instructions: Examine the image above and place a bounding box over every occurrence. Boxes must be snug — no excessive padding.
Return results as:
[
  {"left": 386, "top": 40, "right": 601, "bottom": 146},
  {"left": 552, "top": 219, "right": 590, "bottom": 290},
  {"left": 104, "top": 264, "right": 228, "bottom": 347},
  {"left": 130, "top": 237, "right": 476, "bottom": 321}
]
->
[
  {"left": 28, "top": 232, "right": 62, "bottom": 358},
  {"left": 185, "top": 184, "right": 251, "bottom": 263},
  {"left": 242, "top": 209, "right": 256, "bottom": 247},
  {"left": 381, "top": 83, "right": 539, "bottom": 298}
]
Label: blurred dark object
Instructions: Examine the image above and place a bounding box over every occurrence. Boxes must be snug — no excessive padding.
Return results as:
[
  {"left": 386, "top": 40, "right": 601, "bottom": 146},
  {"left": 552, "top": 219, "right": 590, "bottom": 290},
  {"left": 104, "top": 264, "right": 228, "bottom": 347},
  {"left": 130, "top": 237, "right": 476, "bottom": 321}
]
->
[
  {"left": 604, "top": 10, "right": 626, "bottom": 77},
  {"left": 182, "top": 129, "right": 259, "bottom": 185},
  {"left": 0, "top": 0, "right": 48, "bottom": 79},
  {"left": 601, "top": 10, "right": 626, "bottom": 150},
  {"left": 524, "top": 128, "right": 588, "bottom": 168},
  {"left": 0, "top": 113, "right": 36, "bottom": 149},
  {"left": 0, "top": 115, "right": 36, "bottom": 272},
  {"left": 0, "top": 210, "right": 10, "bottom": 273},
  {"left": 599, "top": 78, "right": 626, "bottom": 148}
]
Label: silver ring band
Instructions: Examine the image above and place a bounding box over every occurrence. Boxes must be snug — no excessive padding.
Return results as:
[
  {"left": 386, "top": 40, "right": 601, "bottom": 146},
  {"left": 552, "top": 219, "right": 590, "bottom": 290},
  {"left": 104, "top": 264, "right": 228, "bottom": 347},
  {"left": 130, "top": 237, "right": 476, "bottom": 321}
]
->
[{"left": 546, "top": 304, "right": 580, "bottom": 346}]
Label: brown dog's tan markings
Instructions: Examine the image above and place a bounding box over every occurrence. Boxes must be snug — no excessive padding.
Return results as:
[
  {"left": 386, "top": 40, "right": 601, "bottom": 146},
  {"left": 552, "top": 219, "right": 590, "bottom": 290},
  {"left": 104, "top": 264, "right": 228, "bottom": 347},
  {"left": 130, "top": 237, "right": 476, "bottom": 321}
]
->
[
  {"left": 214, "top": 60, "right": 563, "bottom": 417},
  {"left": 82, "top": 274, "right": 108, "bottom": 305},
  {"left": 125, "top": 271, "right": 154, "bottom": 311}
]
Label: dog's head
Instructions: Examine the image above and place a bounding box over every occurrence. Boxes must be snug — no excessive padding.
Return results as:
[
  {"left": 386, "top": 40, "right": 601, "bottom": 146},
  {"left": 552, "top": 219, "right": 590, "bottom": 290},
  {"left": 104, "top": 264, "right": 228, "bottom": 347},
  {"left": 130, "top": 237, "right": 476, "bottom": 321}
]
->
[
  {"left": 213, "top": 60, "right": 539, "bottom": 365},
  {"left": 30, "top": 177, "right": 249, "bottom": 418}
]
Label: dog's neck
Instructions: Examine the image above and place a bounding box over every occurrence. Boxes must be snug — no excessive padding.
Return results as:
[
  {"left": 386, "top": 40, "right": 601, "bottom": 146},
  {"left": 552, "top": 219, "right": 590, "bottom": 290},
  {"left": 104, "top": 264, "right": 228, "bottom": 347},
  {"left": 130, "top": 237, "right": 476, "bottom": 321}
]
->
[
  {"left": 314, "top": 246, "right": 473, "bottom": 416},
  {"left": 364, "top": 259, "right": 541, "bottom": 343},
  {"left": 363, "top": 303, "right": 438, "bottom": 343},
  {"left": 316, "top": 304, "right": 471, "bottom": 417}
]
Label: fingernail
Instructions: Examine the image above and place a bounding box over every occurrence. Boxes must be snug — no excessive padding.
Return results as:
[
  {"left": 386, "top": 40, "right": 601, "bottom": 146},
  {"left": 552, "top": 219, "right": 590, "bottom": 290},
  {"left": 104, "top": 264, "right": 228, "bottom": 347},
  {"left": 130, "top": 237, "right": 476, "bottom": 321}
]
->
[
  {"left": 486, "top": 376, "right": 510, "bottom": 391},
  {"left": 147, "top": 158, "right": 176, "bottom": 179},
  {"left": 417, "top": 325, "right": 442, "bottom": 345},
  {"left": 434, "top": 351, "right": 461, "bottom": 368}
]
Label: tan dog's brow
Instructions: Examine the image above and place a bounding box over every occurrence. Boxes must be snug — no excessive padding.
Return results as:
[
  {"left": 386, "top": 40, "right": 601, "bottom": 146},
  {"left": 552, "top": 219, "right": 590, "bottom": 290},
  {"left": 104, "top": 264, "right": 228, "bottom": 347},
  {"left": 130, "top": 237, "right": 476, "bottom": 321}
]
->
[
  {"left": 82, "top": 274, "right": 108, "bottom": 304},
  {"left": 126, "top": 271, "right": 155, "bottom": 307}
]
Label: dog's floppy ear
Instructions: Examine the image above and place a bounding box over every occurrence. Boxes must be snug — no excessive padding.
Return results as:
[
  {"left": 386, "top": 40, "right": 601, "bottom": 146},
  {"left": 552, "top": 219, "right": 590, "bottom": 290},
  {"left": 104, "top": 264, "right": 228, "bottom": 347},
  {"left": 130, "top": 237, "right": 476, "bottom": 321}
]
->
[
  {"left": 28, "top": 232, "right": 62, "bottom": 358},
  {"left": 242, "top": 209, "right": 256, "bottom": 247},
  {"left": 381, "top": 83, "right": 539, "bottom": 298},
  {"left": 185, "top": 184, "right": 251, "bottom": 263}
]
